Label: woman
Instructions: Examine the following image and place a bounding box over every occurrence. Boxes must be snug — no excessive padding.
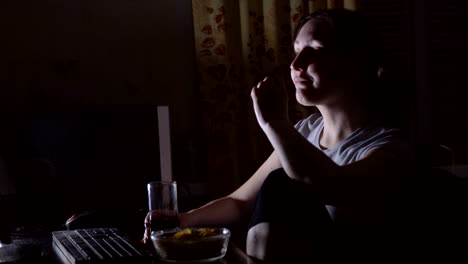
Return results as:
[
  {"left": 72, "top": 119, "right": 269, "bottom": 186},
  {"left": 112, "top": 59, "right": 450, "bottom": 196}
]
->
[{"left": 145, "top": 8, "right": 413, "bottom": 262}]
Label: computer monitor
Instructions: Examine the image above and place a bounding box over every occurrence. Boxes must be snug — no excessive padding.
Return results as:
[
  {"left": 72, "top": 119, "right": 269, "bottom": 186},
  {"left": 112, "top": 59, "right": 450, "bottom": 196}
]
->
[{"left": 0, "top": 105, "right": 172, "bottom": 228}]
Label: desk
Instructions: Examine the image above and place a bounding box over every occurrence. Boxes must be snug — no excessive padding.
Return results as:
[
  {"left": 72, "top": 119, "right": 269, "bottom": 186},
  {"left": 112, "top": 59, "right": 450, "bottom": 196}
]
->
[{"left": 0, "top": 229, "right": 257, "bottom": 264}]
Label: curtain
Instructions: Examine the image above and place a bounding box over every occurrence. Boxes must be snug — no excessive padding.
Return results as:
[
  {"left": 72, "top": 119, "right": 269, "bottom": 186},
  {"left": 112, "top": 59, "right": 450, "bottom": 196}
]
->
[{"left": 191, "top": 0, "right": 357, "bottom": 197}]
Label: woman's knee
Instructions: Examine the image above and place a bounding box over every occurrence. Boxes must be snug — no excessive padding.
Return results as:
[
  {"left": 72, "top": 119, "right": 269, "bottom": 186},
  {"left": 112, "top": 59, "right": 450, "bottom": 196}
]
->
[
  {"left": 247, "top": 221, "right": 335, "bottom": 263},
  {"left": 246, "top": 222, "right": 270, "bottom": 261}
]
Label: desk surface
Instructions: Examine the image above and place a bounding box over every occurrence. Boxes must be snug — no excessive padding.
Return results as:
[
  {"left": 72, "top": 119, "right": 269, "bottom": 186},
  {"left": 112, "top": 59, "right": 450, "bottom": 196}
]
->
[{"left": 0, "top": 228, "right": 257, "bottom": 264}]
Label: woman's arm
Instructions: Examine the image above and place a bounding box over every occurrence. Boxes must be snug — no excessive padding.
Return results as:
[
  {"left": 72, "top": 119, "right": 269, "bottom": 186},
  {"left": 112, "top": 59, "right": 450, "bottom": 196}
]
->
[
  {"left": 263, "top": 121, "right": 411, "bottom": 205},
  {"left": 180, "top": 151, "right": 281, "bottom": 227},
  {"left": 143, "top": 151, "right": 281, "bottom": 241},
  {"left": 250, "top": 75, "right": 340, "bottom": 184},
  {"left": 262, "top": 120, "right": 338, "bottom": 184}
]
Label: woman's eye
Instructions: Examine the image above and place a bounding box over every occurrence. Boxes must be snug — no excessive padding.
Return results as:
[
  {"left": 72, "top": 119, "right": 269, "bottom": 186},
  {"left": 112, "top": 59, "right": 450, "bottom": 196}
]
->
[{"left": 299, "top": 47, "right": 315, "bottom": 56}]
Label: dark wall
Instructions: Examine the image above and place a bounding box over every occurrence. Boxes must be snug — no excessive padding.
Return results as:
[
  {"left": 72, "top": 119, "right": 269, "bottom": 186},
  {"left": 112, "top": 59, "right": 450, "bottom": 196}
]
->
[
  {"left": 361, "top": 0, "right": 468, "bottom": 163},
  {"left": 0, "top": 1, "right": 208, "bottom": 226},
  {"left": 0, "top": 1, "right": 201, "bottom": 183}
]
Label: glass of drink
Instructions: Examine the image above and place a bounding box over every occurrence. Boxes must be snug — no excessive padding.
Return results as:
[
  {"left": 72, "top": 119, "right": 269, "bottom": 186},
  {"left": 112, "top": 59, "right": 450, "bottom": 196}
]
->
[{"left": 147, "top": 181, "right": 179, "bottom": 231}]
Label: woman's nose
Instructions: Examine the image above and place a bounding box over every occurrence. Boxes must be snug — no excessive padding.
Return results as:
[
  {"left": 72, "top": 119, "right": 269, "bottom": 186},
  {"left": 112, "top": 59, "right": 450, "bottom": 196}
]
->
[{"left": 290, "top": 51, "right": 306, "bottom": 71}]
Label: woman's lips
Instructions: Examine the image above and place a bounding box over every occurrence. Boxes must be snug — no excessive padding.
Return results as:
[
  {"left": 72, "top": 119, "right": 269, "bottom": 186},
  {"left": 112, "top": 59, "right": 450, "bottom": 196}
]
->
[{"left": 294, "top": 79, "right": 312, "bottom": 89}]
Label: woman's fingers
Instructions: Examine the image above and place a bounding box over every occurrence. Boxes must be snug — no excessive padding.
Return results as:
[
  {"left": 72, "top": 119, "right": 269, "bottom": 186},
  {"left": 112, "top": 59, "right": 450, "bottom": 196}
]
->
[
  {"left": 142, "top": 212, "right": 151, "bottom": 244},
  {"left": 254, "top": 76, "right": 271, "bottom": 88},
  {"left": 252, "top": 76, "right": 270, "bottom": 99},
  {"left": 251, "top": 73, "right": 289, "bottom": 128}
]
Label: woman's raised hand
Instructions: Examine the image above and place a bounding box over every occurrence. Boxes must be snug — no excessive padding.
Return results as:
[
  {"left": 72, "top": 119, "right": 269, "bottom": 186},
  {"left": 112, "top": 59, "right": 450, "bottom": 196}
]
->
[{"left": 250, "top": 72, "right": 289, "bottom": 129}]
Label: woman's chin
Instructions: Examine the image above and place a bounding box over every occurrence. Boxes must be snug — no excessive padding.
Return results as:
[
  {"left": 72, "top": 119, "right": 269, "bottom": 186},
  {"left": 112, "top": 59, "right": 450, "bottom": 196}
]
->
[{"left": 296, "top": 91, "right": 317, "bottom": 106}]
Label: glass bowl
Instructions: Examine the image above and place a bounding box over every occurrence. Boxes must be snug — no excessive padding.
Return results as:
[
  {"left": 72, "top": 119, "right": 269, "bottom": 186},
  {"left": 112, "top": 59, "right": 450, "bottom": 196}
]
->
[{"left": 150, "top": 227, "right": 231, "bottom": 263}]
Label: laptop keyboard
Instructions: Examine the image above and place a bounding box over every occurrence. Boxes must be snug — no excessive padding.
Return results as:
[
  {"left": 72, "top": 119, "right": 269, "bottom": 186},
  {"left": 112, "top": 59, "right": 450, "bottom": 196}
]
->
[{"left": 52, "top": 228, "right": 150, "bottom": 264}]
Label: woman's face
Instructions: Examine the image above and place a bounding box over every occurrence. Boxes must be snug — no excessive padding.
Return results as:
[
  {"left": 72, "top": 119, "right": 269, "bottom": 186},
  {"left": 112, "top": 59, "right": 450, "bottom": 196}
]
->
[{"left": 290, "top": 19, "right": 353, "bottom": 107}]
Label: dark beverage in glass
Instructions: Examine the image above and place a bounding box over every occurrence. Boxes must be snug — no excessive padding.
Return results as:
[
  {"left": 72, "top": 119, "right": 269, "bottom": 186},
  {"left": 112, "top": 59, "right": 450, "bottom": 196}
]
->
[
  {"left": 150, "top": 211, "right": 179, "bottom": 231},
  {"left": 147, "top": 180, "right": 179, "bottom": 230}
]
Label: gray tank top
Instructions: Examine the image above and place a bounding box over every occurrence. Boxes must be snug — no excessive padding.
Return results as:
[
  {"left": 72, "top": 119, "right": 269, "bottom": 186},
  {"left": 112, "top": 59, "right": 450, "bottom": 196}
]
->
[
  {"left": 295, "top": 113, "right": 408, "bottom": 219},
  {"left": 294, "top": 113, "right": 405, "bottom": 166}
]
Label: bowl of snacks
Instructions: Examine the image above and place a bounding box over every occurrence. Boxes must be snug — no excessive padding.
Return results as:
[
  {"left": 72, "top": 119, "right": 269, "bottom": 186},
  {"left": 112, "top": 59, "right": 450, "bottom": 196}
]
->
[{"left": 150, "top": 227, "right": 231, "bottom": 263}]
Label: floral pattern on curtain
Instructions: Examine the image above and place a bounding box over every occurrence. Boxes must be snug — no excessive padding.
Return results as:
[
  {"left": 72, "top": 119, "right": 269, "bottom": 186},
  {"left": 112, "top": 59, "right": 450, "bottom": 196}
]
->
[{"left": 191, "top": 0, "right": 357, "bottom": 197}]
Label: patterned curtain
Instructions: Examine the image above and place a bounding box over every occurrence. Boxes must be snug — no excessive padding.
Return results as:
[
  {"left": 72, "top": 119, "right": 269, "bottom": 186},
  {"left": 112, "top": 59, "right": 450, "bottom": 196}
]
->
[{"left": 192, "top": 0, "right": 357, "bottom": 197}]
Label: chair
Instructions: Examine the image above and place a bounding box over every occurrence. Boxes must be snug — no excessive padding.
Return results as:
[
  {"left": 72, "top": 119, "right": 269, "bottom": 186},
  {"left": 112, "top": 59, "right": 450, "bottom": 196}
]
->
[{"left": 403, "top": 166, "right": 468, "bottom": 262}]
